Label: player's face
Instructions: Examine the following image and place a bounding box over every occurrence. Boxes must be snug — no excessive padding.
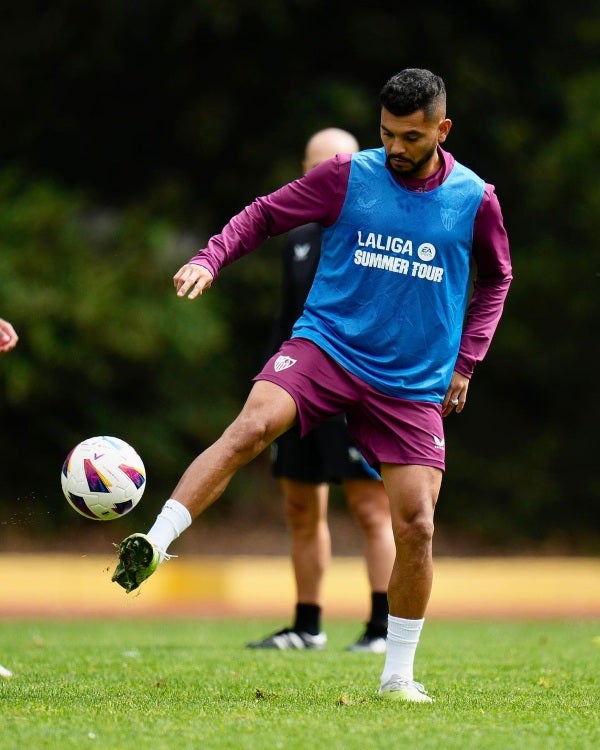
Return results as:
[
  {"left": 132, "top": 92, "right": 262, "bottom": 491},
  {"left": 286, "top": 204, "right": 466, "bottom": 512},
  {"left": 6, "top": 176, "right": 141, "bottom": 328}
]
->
[{"left": 380, "top": 106, "right": 451, "bottom": 179}]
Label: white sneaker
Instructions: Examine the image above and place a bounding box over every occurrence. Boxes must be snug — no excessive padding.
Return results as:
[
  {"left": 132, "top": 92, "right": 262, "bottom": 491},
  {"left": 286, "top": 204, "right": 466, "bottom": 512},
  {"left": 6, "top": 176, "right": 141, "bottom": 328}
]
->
[
  {"left": 246, "top": 628, "right": 327, "bottom": 650},
  {"left": 378, "top": 675, "right": 433, "bottom": 703},
  {"left": 346, "top": 632, "right": 387, "bottom": 654}
]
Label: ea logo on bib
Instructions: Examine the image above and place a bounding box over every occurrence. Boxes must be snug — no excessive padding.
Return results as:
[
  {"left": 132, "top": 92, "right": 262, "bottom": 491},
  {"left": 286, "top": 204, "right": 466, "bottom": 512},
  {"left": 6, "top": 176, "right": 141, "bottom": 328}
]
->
[{"left": 417, "top": 243, "right": 436, "bottom": 262}]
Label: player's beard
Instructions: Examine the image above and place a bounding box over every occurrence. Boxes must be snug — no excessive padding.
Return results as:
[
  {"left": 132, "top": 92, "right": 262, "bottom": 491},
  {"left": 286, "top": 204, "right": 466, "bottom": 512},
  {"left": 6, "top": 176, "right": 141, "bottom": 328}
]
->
[{"left": 386, "top": 143, "right": 438, "bottom": 177}]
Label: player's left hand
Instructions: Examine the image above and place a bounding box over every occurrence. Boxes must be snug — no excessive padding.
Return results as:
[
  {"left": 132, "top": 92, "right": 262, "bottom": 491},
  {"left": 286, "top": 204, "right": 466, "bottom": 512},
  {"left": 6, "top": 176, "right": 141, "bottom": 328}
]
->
[
  {"left": 442, "top": 371, "right": 470, "bottom": 416},
  {"left": 173, "top": 263, "right": 214, "bottom": 300}
]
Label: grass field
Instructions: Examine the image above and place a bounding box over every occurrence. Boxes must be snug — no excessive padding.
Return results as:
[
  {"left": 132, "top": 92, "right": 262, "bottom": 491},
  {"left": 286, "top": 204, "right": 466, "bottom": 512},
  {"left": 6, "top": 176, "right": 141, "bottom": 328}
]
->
[{"left": 1, "top": 618, "right": 599, "bottom": 750}]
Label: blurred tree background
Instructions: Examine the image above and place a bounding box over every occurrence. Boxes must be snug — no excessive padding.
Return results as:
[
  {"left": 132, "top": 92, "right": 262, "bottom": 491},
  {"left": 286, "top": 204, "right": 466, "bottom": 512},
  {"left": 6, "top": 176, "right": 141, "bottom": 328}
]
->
[{"left": 0, "top": 0, "right": 598, "bottom": 552}]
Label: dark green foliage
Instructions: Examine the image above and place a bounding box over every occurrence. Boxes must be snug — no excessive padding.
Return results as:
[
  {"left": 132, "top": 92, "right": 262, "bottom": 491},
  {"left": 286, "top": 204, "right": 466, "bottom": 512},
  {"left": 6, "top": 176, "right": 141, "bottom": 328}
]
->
[{"left": 0, "top": 171, "right": 237, "bottom": 529}]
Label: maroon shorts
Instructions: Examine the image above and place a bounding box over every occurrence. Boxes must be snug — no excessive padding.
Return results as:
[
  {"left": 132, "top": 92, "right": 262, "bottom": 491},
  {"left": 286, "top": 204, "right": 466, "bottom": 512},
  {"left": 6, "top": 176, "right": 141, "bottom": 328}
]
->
[{"left": 254, "top": 338, "right": 445, "bottom": 471}]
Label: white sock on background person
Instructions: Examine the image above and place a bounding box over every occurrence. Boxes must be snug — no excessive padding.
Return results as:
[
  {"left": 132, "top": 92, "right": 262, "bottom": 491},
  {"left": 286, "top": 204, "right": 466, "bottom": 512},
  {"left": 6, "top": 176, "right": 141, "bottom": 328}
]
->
[
  {"left": 146, "top": 499, "right": 192, "bottom": 560},
  {"left": 380, "top": 615, "right": 425, "bottom": 683}
]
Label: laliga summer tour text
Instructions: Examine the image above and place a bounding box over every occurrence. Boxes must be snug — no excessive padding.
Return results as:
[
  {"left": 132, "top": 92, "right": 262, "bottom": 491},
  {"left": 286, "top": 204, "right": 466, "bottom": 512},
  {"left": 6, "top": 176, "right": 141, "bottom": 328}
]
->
[{"left": 353, "top": 230, "right": 444, "bottom": 282}]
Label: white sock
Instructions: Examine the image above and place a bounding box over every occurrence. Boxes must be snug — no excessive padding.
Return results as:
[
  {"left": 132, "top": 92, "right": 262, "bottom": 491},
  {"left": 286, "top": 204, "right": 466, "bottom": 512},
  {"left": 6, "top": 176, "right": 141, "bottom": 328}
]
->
[
  {"left": 146, "top": 499, "right": 192, "bottom": 561},
  {"left": 380, "top": 615, "right": 425, "bottom": 684}
]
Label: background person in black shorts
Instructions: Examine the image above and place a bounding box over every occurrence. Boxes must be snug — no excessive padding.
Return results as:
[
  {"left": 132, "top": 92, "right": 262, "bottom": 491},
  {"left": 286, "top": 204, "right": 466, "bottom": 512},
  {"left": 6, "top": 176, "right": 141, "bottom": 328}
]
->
[{"left": 246, "top": 129, "right": 395, "bottom": 653}]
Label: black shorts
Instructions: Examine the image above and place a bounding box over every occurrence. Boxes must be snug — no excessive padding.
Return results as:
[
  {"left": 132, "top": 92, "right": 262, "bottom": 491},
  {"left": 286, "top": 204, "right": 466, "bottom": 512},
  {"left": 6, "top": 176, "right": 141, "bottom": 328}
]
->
[{"left": 271, "top": 414, "right": 378, "bottom": 483}]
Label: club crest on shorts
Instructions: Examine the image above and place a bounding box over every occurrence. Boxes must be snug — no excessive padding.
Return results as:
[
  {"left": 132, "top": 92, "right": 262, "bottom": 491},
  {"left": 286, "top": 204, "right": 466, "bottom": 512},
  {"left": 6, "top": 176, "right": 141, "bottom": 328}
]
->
[{"left": 274, "top": 355, "right": 297, "bottom": 372}]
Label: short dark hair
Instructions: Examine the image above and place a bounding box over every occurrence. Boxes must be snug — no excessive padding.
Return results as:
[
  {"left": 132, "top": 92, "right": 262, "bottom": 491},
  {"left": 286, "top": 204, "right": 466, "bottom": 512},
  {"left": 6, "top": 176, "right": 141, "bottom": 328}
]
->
[{"left": 380, "top": 68, "right": 446, "bottom": 120}]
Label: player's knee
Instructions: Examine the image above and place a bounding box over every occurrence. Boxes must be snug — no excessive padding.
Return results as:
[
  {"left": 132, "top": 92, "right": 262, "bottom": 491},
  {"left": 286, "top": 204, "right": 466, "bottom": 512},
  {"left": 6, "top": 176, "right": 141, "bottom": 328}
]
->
[
  {"left": 393, "top": 514, "right": 434, "bottom": 548},
  {"left": 286, "top": 506, "right": 314, "bottom": 533},
  {"left": 347, "top": 490, "right": 391, "bottom": 532},
  {"left": 284, "top": 493, "right": 320, "bottom": 530},
  {"left": 222, "top": 412, "right": 272, "bottom": 459},
  {"left": 350, "top": 497, "right": 390, "bottom": 529}
]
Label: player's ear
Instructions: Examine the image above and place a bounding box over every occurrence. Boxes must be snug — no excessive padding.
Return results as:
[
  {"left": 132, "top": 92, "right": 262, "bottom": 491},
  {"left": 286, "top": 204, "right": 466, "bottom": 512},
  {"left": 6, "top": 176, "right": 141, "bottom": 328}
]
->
[{"left": 438, "top": 118, "right": 452, "bottom": 143}]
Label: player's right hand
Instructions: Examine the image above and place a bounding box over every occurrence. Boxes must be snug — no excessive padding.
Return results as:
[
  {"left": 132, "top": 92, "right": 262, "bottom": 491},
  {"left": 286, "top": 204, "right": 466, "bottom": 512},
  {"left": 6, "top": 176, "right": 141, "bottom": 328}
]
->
[{"left": 173, "top": 263, "right": 214, "bottom": 299}]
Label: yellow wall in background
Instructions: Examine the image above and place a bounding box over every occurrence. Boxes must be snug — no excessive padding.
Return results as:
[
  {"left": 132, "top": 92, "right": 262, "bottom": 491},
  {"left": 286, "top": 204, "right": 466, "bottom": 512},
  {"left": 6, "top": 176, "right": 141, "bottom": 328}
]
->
[{"left": 0, "top": 555, "right": 598, "bottom": 619}]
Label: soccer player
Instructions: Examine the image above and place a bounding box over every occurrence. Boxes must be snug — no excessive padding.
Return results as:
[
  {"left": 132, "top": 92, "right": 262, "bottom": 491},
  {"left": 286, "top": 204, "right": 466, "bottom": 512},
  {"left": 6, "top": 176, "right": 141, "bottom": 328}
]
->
[
  {"left": 113, "top": 68, "right": 513, "bottom": 703},
  {"left": 247, "top": 128, "right": 395, "bottom": 654}
]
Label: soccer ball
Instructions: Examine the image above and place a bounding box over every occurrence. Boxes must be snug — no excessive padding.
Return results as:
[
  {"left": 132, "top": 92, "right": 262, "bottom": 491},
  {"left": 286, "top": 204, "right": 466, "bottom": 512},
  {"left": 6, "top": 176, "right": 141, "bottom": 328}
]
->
[{"left": 61, "top": 436, "right": 146, "bottom": 520}]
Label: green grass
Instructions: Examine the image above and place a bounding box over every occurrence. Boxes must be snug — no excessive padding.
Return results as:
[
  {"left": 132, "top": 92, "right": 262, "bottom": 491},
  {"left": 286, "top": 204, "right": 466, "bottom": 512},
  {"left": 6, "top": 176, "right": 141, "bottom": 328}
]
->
[{"left": 1, "top": 618, "right": 598, "bottom": 750}]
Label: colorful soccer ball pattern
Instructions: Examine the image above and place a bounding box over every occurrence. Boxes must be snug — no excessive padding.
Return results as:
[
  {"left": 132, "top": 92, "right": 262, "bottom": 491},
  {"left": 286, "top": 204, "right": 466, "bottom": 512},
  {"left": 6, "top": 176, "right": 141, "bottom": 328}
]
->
[{"left": 61, "top": 436, "right": 146, "bottom": 520}]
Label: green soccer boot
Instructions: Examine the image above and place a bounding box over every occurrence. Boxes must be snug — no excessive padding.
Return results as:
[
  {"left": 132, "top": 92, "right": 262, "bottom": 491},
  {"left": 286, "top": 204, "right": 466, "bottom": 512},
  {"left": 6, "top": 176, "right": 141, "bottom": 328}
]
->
[{"left": 112, "top": 533, "right": 161, "bottom": 593}]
